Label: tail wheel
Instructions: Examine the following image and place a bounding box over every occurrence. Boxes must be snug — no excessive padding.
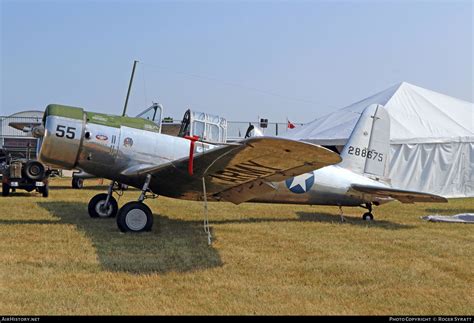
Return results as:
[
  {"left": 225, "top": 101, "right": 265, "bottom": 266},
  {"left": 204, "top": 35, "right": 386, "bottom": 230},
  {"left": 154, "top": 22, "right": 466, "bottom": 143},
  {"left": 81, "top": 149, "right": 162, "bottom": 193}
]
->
[
  {"left": 117, "top": 202, "right": 153, "bottom": 233},
  {"left": 362, "top": 212, "right": 374, "bottom": 221},
  {"left": 88, "top": 193, "right": 118, "bottom": 218}
]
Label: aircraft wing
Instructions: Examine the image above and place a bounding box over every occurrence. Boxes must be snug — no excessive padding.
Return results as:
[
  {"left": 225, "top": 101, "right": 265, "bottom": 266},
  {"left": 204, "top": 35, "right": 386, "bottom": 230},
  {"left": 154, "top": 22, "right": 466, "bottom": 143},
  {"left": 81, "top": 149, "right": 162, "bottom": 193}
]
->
[
  {"left": 138, "top": 137, "right": 342, "bottom": 204},
  {"left": 350, "top": 184, "right": 448, "bottom": 203}
]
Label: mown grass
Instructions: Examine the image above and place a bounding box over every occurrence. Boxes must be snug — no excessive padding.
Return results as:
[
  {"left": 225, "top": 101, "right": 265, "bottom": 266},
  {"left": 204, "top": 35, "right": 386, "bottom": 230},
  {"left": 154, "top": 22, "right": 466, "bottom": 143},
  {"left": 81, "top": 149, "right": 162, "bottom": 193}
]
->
[{"left": 0, "top": 178, "right": 472, "bottom": 315}]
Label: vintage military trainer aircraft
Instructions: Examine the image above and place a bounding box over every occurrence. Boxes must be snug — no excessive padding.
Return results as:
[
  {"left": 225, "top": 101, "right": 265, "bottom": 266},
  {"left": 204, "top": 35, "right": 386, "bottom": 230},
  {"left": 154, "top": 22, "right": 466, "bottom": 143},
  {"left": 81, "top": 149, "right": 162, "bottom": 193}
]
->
[
  {"left": 35, "top": 103, "right": 446, "bottom": 234},
  {"left": 35, "top": 104, "right": 341, "bottom": 233}
]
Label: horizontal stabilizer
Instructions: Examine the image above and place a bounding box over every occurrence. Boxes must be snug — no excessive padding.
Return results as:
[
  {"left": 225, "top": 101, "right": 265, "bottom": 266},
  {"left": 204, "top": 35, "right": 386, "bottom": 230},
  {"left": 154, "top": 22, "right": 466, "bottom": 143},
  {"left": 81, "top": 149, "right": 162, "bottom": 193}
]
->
[{"left": 350, "top": 184, "right": 448, "bottom": 203}]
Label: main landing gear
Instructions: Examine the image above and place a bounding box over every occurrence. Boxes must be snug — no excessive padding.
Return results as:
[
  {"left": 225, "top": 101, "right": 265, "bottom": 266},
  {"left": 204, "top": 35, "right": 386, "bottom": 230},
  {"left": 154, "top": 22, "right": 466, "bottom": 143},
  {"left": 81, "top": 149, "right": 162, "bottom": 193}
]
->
[
  {"left": 87, "top": 175, "right": 155, "bottom": 232},
  {"left": 88, "top": 183, "right": 118, "bottom": 218},
  {"left": 362, "top": 203, "right": 374, "bottom": 221}
]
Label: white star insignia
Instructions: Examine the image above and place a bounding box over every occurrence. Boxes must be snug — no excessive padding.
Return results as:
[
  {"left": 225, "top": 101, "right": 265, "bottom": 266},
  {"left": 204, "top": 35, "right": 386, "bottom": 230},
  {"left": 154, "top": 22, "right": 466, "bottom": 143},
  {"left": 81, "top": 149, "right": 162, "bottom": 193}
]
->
[{"left": 289, "top": 173, "right": 314, "bottom": 192}]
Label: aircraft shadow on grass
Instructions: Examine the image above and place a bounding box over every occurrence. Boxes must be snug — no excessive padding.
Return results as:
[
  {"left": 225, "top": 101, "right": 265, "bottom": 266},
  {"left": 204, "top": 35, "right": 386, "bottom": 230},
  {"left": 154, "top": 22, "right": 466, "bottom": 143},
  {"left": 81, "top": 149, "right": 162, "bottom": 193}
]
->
[
  {"left": 203, "top": 211, "right": 414, "bottom": 230},
  {"left": 1, "top": 192, "right": 41, "bottom": 197},
  {"left": 49, "top": 185, "right": 119, "bottom": 191},
  {"left": 2, "top": 201, "right": 415, "bottom": 274},
  {"left": 33, "top": 201, "right": 223, "bottom": 275},
  {"left": 296, "top": 212, "right": 414, "bottom": 229}
]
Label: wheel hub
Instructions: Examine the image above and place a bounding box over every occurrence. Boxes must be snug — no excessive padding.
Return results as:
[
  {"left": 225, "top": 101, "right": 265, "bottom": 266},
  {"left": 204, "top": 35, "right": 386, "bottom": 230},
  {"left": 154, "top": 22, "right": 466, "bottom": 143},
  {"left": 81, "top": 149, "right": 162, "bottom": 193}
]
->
[
  {"left": 125, "top": 209, "right": 147, "bottom": 231},
  {"left": 30, "top": 165, "right": 41, "bottom": 176},
  {"left": 95, "top": 200, "right": 112, "bottom": 217}
]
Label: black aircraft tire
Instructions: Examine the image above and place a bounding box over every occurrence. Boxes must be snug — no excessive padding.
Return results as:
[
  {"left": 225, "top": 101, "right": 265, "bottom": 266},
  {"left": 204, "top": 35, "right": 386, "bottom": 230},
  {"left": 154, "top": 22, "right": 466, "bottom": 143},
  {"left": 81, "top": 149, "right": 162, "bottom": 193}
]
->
[
  {"left": 2, "top": 183, "right": 10, "bottom": 197},
  {"left": 362, "top": 212, "right": 374, "bottom": 221},
  {"left": 117, "top": 202, "right": 153, "bottom": 233},
  {"left": 88, "top": 193, "right": 118, "bottom": 218},
  {"left": 72, "top": 177, "right": 84, "bottom": 189}
]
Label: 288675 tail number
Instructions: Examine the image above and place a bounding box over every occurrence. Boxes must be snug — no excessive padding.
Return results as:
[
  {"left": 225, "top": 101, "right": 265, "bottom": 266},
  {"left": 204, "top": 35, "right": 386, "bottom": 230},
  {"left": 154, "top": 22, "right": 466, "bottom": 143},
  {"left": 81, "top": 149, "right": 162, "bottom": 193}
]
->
[{"left": 347, "top": 146, "right": 383, "bottom": 162}]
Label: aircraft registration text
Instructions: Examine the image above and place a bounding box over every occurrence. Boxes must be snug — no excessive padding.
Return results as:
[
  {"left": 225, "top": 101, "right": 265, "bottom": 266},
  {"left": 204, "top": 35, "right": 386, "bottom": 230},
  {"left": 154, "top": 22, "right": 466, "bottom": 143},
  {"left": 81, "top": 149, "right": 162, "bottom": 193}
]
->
[{"left": 347, "top": 146, "right": 383, "bottom": 162}]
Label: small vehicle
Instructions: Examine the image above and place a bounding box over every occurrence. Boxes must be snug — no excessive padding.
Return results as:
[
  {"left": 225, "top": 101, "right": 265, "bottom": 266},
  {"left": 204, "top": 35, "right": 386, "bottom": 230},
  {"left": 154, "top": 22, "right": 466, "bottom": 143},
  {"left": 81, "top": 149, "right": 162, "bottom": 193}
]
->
[{"left": 1, "top": 157, "right": 50, "bottom": 197}]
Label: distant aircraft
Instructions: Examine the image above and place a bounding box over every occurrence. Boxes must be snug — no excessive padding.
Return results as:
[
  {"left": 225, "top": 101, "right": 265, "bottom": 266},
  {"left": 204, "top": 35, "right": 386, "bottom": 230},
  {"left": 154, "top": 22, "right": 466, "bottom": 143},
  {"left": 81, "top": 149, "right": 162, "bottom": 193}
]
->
[{"left": 34, "top": 103, "right": 446, "bottom": 234}]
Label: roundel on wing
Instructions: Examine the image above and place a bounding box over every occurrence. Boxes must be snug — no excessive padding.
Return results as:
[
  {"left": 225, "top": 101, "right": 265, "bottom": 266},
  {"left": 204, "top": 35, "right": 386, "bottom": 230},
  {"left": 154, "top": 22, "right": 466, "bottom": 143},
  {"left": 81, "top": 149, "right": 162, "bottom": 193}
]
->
[{"left": 285, "top": 172, "right": 315, "bottom": 194}]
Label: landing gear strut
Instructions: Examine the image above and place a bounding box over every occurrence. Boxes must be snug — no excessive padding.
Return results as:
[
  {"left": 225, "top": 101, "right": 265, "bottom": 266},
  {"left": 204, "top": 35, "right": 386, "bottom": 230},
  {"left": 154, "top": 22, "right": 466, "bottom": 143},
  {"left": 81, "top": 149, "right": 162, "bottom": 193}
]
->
[
  {"left": 116, "top": 174, "right": 154, "bottom": 233},
  {"left": 362, "top": 203, "right": 374, "bottom": 221},
  {"left": 87, "top": 176, "right": 156, "bottom": 232}
]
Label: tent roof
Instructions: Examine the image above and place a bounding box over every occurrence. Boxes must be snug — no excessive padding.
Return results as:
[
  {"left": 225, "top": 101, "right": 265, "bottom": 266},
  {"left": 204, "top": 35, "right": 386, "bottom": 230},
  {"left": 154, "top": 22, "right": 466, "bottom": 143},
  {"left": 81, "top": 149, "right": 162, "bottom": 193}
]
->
[{"left": 285, "top": 82, "right": 473, "bottom": 144}]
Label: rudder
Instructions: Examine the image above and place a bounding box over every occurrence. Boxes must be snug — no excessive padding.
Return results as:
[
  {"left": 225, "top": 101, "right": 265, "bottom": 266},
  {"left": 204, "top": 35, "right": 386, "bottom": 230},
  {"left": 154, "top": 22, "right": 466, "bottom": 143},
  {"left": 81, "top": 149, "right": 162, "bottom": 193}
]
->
[{"left": 339, "top": 104, "right": 390, "bottom": 179}]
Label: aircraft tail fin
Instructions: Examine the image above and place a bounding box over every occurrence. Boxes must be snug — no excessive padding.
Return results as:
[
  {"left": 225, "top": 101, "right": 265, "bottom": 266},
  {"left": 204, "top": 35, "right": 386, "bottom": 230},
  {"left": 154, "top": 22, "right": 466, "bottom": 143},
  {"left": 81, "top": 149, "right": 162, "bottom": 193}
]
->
[{"left": 339, "top": 104, "right": 390, "bottom": 180}]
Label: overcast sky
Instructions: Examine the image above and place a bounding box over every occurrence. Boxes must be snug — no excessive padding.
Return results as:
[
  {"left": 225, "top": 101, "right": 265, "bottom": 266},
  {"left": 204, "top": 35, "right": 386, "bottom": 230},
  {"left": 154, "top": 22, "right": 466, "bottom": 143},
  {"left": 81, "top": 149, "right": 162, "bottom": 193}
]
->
[{"left": 1, "top": 0, "right": 472, "bottom": 122}]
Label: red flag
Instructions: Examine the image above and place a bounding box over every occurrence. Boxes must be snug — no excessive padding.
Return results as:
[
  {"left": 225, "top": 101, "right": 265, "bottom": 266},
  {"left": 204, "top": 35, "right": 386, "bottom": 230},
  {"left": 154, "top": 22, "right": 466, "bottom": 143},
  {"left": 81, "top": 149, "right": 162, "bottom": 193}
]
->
[{"left": 287, "top": 120, "right": 296, "bottom": 129}]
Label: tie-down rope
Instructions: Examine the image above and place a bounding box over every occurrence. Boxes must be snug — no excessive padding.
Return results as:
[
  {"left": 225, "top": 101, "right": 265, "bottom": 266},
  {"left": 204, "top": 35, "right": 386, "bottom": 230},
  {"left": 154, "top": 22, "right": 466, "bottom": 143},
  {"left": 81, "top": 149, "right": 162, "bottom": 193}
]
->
[{"left": 202, "top": 176, "right": 212, "bottom": 245}]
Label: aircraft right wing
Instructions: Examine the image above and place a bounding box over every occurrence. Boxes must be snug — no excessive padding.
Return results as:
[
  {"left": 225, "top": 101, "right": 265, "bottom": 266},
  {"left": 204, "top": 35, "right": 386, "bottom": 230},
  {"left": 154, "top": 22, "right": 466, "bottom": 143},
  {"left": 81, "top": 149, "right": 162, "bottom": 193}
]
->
[
  {"left": 132, "top": 137, "right": 342, "bottom": 204},
  {"left": 350, "top": 184, "right": 448, "bottom": 203}
]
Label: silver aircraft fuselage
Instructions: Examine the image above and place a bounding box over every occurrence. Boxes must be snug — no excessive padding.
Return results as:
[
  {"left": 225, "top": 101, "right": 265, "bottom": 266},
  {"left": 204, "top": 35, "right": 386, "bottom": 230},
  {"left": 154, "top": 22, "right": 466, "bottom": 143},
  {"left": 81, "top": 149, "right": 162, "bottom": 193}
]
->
[{"left": 252, "top": 166, "right": 392, "bottom": 206}]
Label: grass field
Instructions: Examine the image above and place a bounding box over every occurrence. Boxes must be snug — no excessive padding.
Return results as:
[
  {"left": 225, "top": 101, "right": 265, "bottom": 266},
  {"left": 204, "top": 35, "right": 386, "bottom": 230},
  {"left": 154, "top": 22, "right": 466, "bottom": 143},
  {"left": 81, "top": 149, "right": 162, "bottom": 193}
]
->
[{"left": 0, "top": 178, "right": 473, "bottom": 315}]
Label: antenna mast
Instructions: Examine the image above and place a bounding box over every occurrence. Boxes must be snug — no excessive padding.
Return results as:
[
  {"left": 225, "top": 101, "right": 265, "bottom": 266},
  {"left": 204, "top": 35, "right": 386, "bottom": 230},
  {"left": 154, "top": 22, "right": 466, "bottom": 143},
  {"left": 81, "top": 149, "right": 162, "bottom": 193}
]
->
[{"left": 122, "top": 60, "right": 139, "bottom": 116}]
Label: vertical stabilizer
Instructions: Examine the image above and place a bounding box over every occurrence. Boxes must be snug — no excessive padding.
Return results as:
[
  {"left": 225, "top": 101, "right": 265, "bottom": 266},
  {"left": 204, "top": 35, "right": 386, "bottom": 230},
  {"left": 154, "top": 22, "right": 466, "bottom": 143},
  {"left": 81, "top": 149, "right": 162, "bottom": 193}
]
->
[{"left": 339, "top": 104, "right": 390, "bottom": 179}]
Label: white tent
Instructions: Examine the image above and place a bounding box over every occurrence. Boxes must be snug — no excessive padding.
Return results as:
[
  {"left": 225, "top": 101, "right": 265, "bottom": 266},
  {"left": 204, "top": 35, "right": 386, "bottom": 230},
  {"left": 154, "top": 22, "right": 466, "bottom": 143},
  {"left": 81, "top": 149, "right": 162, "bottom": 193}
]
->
[{"left": 285, "top": 82, "right": 474, "bottom": 198}]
